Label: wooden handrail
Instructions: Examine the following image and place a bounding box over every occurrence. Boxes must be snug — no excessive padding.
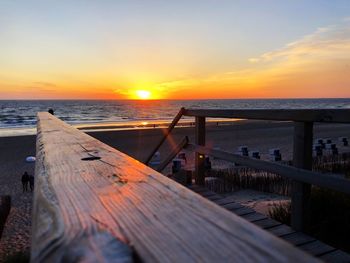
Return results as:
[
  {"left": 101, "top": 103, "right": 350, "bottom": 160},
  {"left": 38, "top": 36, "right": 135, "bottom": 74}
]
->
[
  {"left": 32, "top": 112, "right": 318, "bottom": 262},
  {"left": 186, "top": 143, "right": 350, "bottom": 195},
  {"left": 144, "top": 107, "right": 185, "bottom": 165},
  {"left": 184, "top": 108, "right": 350, "bottom": 231},
  {"left": 183, "top": 109, "right": 350, "bottom": 123}
]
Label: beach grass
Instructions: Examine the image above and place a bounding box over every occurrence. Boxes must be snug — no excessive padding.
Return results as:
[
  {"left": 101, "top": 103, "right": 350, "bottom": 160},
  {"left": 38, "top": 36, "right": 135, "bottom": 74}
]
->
[
  {"left": 268, "top": 201, "right": 291, "bottom": 225},
  {"left": 205, "top": 168, "right": 291, "bottom": 195},
  {"left": 204, "top": 153, "right": 350, "bottom": 252},
  {"left": 205, "top": 152, "right": 350, "bottom": 195},
  {"left": 313, "top": 153, "right": 350, "bottom": 178}
]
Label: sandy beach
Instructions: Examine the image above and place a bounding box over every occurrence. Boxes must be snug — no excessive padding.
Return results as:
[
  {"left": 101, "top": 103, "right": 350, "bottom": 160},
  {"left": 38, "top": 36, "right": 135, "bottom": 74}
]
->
[{"left": 1, "top": 120, "right": 350, "bottom": 259}]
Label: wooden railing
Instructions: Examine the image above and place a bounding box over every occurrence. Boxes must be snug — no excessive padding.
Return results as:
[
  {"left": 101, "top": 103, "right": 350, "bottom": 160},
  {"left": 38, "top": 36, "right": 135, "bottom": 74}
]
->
[
  {"left": 147, "top": 108, "right": 350, "bottom": 231},
  {"left": 183, "top": 109, "right": 350, "bottom": 122},
  {"left": 32, "top": 112, "right": 317, "bottom": 262}
]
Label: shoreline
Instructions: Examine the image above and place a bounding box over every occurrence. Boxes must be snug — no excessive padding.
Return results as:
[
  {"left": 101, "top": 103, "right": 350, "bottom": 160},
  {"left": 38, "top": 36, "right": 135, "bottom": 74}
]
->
[{"left": 0, "top": 118, "right": 242, "bottom": 137}]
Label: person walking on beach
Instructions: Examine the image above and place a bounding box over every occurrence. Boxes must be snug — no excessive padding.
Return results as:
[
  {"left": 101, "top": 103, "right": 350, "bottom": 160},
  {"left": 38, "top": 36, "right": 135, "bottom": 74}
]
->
[
  {"left": 29, "top": 174, "right": 34, "bottom": 192},
  {"left": 21, "top": 171, "right": 29, "bottom": 192}
]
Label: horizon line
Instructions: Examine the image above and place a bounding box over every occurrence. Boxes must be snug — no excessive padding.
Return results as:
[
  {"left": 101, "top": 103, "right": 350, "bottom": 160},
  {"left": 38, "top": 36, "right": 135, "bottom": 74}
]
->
[{"left": 1, "top": 97, "right": 350, "bottom": 101}]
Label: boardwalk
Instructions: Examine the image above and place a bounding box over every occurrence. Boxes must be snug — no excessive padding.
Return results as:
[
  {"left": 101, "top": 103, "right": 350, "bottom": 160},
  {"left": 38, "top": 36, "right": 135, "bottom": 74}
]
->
[{"left": 189, "top": 185, "right": 350, "bottom": 263}]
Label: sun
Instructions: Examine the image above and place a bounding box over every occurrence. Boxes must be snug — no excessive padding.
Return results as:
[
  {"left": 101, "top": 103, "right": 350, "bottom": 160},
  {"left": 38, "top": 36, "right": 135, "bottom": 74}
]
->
[{"left": 136, "top": 90, "right": 151, "bottom": 100}]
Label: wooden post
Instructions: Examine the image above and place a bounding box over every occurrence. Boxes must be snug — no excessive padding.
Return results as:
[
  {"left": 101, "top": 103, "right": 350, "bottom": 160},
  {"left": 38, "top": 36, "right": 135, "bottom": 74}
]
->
[
  {"left": 195, "top": 116, "right": 206, "bottom": 185},
  {"left": 291, "top": 122, "right": 313, "bottom": 231}
]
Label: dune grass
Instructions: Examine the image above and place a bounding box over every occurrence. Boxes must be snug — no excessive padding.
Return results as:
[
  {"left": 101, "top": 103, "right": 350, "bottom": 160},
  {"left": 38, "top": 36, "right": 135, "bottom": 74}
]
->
[
  {"left": 204, "top": 153, "right": 350, "bottom": 252},
  {"left": 205, "top": 168, "right": 291, "bottom": 194}
]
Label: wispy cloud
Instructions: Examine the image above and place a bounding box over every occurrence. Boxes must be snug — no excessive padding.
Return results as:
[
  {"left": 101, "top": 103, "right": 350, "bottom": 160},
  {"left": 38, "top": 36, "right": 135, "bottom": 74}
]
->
[
  {"left": 155, "top": 19, "right": 350, "bottom": 98},
  {"left": 249, "top": 21, "right": 350, "bottom": 64},
  {"left": 32, "top": 81, "right": 57, "bottom": 88}
]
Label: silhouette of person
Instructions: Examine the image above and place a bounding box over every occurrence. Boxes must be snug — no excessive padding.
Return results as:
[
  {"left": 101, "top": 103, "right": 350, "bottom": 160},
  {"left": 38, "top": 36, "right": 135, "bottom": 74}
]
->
[
  {"left": 48, "top": 108, "right": 54, "bottom": 115},
  {"left": 21, "top": 171, "right": 29, "bottom": 192},
  {"left": 29, "top": 174, "right": 34, "bottom": 192}
]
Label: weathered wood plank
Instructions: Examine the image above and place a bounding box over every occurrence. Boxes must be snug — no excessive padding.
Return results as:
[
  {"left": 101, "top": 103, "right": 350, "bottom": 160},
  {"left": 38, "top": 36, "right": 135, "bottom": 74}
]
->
[
  {"left": 241, "top": 212, "right": 267, "bottom": 222},
  {"left": 267, "top": 225, "right": 295, "bottom": 237},
  {"left": 298, "top": 240, "right": 336, "bottom": 256},
  {"left": 221, "top": 202, "right": 245, "bottom": 211},
  {"left": 214, "top": 198, "right": 240, "bottom": 206},
  {"left": 32, "top": 112, "right": 319, "bottom": 262},
  {"left": 320, "top": 249, "right": 350, "bottom": 263},
  {"left": 253, "top": 218, "right": 283, "bottom": 229},
  {"left": 183, "top": 109, "right": 350, "bottom": 123},
  {"left": 195, "top": 116, "right": 206, "bottom": 185},
  {"left": 189, "top": 185, "right": 350, "bottom": 261},
  {"left": 281, "top": 232, "right": 316, "bottom": 246},
  {"left": 186, "top": 144, "right": 350, "bottom": 194},
  {"left": 230, "top": 207, "right": 256, "bottom": 216},
  {"left": 291, "top": 122, "right": 313, "bottom": 231}
]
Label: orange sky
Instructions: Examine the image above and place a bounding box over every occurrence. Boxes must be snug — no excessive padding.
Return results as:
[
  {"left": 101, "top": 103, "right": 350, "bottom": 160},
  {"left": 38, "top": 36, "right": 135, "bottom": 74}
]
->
[{"left": 1, "top": 2, "right": 350, "bottom": 100}]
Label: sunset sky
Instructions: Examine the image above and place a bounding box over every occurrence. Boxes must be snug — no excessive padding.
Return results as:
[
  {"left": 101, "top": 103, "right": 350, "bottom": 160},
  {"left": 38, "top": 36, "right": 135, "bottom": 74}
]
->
[{"left": 1, "top": 0, "right": 350, "bottom": 99}]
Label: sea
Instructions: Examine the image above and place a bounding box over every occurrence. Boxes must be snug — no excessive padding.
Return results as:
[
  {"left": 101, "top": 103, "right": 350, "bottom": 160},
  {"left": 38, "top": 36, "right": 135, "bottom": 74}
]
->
[{"left": 0, "top": 99, "right": 349, "bottom": 132}]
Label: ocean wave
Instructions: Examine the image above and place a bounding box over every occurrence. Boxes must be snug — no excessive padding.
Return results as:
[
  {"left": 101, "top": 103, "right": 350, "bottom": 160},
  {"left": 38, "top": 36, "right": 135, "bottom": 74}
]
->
[{"left": 1, "top": 98, "right": 350, "bottom": 129}]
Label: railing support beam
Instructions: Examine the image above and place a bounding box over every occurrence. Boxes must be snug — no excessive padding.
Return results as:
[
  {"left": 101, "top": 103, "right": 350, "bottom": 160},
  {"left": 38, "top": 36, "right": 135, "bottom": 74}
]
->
[
  {"left": 156, "top": 136, "right": 189, "bottom": 172},
  {"left": 291, "top": 121, "right": 313, "bottom": 231},
  {"left": 195, "top": 116, "right": 206, "bottom": 185},
  {"left": 144, "top": 107, "right": 185, "bottom": 165}
]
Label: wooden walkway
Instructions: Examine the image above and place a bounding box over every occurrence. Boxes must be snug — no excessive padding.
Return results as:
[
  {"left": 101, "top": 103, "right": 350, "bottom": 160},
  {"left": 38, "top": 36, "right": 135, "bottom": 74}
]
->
[
  {"left": 188, "top": 185, "right": 350, "bottom": 263},
  {"left": 145, "top": 107, "right": 350, "bottom": 233}
]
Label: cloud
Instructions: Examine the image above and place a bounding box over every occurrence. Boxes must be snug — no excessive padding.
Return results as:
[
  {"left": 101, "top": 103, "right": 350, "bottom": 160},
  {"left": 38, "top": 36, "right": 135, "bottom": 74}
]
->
[
  {"left": 27, "top": 81, "right": 58, "bottom": 92},
  {"left": 113, "top": 88, "right": 129, "bottom": 95},
  {"left": 249, "top": 21, "right": 350, "bottom": 64},
  {"left": 110, "top": 18, "right": 350, "bottom": 99},
  {"left": 32, "top": 81, "right": 57, "bottom": 88},
  {"left": 154, "top": 79, "right": 201, "bottom": 91},
  {"left": 160, "top": 18, "right": 350, "bottom": 98},
  {"left": 248, "top": 58, "right": 260, "bottom": 63},
  {"left": 25, "top": 86, "right": 56, "bottom": 93}
]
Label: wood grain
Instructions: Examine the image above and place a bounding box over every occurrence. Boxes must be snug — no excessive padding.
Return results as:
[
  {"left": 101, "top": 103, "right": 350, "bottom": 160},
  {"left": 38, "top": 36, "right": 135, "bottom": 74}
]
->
[{"left": 32, "top": 112, "right": 319, "bottom": 262}]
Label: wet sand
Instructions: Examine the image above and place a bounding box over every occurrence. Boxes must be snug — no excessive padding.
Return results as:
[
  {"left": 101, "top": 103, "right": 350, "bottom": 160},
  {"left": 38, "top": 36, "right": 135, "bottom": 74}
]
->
[{"left": 0, "top": 120, "right": 350, "bottom": 258}]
